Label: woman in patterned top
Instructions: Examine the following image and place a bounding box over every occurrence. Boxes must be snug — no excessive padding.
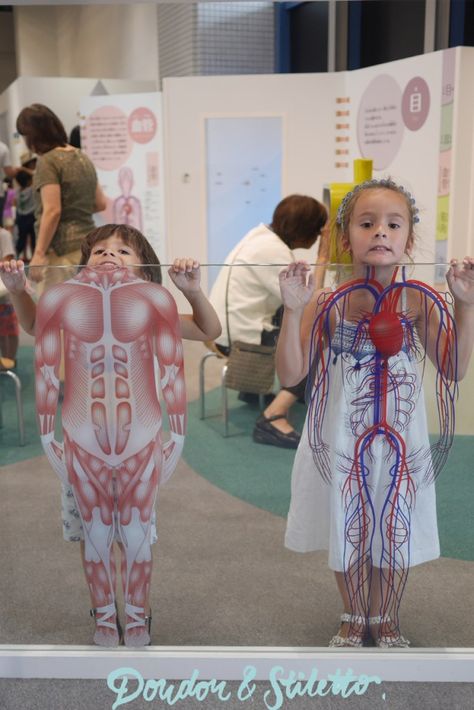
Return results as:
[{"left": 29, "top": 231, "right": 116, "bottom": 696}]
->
[{"left": 16, "top": 104, "right": 107, "bottom": 288}]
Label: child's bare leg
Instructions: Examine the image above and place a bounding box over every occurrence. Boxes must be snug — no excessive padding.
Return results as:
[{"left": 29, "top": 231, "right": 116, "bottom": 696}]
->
[
  {"left": 332, "top": 567, "right": 369, "bottom": 643},
  {"left": 68, "top": 452, "right": 119, "bottom": 647},
  {"left": 368, "top": 566, "right": 383, "bottom": 640},
  {"left": 116, "top": 446, "right": 157, "bottom": 647},
  {"left": 119, "top": 530, "right": 152, "bottom": 646},
  {"left": 80, "top": 540, "right": 118, "bottom": 614},
  {"left": 369, "top": 464, "right": 412, "bottom": 647},
  {"left": 0, "top": 335, "right": 7, "bottom": 365},
  {"left": 331, "top": 474, "right": 374, "bottom": 645},
  {"left": 335, "top": 570, "right": 351, "bottom": 611},
  {"left": 368, "top": 565, "right": 409, "bottom": 646},
  {"left": 117, "top": 541, "right": 152, "bottom": 616},
  {"left": 262, "top": 390, "right": 298, "bottom": 434},
  {"left": 119, "top": 541, "right": 152, "bottom": 619},
  {"left": 79, "top": 532, "right": 118, "bottom": 646},
  {"left": 0, "top": 334, "right": 18, "bottom": 361}
]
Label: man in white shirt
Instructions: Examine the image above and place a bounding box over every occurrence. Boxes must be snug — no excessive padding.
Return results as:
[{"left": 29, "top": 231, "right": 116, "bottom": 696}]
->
[{"left": 210, "top": 194, "right": 327, "bottom": 449}]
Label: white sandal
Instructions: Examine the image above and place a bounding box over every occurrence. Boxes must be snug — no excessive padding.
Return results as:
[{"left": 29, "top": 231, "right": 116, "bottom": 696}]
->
[
  {"left": 329, "top": 613, "right": 367, "bottom": 648},
  {"left": 124, "top": 602, "right": 152, "bottom": 647},
  {"left": 90, "top": 602, "right": 120, "bottom": 647},
  {"left": 369, "top": 615, "right": 410, "bottom": 648}
]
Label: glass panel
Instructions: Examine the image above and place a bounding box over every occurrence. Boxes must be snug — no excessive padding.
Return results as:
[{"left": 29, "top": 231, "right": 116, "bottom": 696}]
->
[
  {"left": 0, "top": 261, "right": 473, "bottom": 648},
  {"left": 206, "top": 116, "right": 282, "bottom": 288}
]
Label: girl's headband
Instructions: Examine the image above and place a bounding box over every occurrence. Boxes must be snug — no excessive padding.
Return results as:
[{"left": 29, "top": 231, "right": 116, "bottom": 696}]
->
[{"left": 335, "top": 178, "right": 420, "bottom": 229}]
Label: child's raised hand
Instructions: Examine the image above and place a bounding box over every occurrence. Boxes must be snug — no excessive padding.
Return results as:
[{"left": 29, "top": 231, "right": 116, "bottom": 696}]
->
[
  {"left": 279, "top": 261, "right": 314, "bottom": 311},
  {"left": 446, "top": 257, "right": 474, "bottom": 305},
  {"left": 0, "top": 259, "right": 27, "bottom": 294},
  {"left": 168, "top": 258, "right": 201, "bottom": 293}
]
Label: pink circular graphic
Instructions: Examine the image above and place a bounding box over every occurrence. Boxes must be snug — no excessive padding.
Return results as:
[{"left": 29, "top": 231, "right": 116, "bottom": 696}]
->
[
  {"left": 357, "top": 75, "right": 403, "bottom": 170},
  {"left": 128, "top": 107, "right": 157, "bottom": 144},
  {"left": 402, "top": 77, "right": 430, "bottom": 131},
  {"left": 83, "top": 106, "right": 132, "bottom": 171}
]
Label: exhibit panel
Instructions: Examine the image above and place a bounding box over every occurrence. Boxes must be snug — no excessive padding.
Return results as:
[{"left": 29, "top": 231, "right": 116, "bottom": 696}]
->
[
  {"left": 0, "top": 76, "right": 157, "bottom": 166},
  {"left": 80, "top": 92, "right": 166, "bottom": 261},
  {"left": 163, "top": 47, "right": 474, "bottom": 278},
  {"left": 0, "top": 262, "right": 472, "bottom": 652}
]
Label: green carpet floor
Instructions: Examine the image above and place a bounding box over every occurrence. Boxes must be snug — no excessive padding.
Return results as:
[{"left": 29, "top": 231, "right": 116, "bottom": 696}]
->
[
  {"left": 1, "top": 347, "right": 473, "bottom": 561},
  {"left": 185, "top": 389, "right": 474, "bottom": 563},
  {"left": 0, "top": 347, "right": 43, "bottom": 463}
]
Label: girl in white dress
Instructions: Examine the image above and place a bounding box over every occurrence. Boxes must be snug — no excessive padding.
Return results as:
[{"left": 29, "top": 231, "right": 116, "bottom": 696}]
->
[{"left": 276, "top": 179, "right": 474, "bottom": 647}]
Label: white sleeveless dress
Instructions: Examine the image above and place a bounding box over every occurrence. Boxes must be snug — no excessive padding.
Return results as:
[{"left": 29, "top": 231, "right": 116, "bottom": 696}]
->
[{"left": 285, "top": 315, "right": 440, "bottom": 571}]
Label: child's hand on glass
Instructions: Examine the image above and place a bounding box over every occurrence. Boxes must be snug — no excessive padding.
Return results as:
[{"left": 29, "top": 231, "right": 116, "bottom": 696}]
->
[
  {"left": 446, "top": 257, "right": 474, "bottom": 305},
  {"left": 0, "top": 259, "right": 27, "bottom": 294},
  {"left": 279, "top": 261, "right": 314, "bottom": 311},
  {"left": 168, "top": 258, "right": 201, "bottom": 294},
  {"left": 27, "top": 252, "right": 47, "bottom": 283}
]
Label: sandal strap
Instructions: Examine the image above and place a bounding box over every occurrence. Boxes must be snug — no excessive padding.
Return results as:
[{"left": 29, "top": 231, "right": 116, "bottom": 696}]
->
[
  {"left": 125, "top": 602, "right": 151, "bottom": 631},
  {"left": 90, "top": 602, "right": 117, "bottom": 630},
  {"left": 329, "top": 633, "right": 364, "bottom": 648},
  {"left": 330, "top": 613, "right": 367, "bottom": 647},
  {"left": 368, "top": 615, "right": 391, "bottom": 624},
  {"left": 340, "top": 612, "right": 366, "bottom": 625},
  {"left": 377, "top": 634, "right": 410, "bottom": 648}
]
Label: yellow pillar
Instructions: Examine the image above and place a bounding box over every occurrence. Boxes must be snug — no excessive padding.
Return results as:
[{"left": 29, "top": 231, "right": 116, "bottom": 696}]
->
[{"left": 327, "top": 159, "right": 373, "bottom": 263}]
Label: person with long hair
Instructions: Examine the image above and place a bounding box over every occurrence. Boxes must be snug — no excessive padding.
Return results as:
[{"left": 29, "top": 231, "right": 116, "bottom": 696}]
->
[{"left": 16, "top": 104, "right": 106, "bottom": 286}]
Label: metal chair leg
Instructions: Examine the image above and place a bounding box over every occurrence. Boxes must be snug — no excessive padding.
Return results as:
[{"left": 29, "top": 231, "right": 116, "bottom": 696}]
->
[
  {"left": 199, "top": 351, "right": 220, "bottom": 419},
  {"left": 221, "top": 364, "right": 229, "bottom": 437},
  {"left": 0, "top": 370, "right": 25, "bottom": 446},
  {"left": 199, "top": 349, "right": 231, "bottom": 436}
]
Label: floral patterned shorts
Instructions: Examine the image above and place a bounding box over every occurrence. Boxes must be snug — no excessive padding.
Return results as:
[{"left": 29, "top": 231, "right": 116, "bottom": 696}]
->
[{"left": 61, "top": 482, "right": 158, "bottom": 544}]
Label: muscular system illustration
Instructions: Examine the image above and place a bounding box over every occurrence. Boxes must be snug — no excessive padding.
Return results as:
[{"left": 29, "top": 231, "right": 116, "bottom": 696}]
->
[{"left": 35, "top": 264, "right": 186, "bottom": 645}]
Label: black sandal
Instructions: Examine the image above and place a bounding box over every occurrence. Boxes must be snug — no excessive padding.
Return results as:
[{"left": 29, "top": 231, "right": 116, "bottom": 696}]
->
[{"left": 253, "top": 414, "right": 301, "bottom": 449}]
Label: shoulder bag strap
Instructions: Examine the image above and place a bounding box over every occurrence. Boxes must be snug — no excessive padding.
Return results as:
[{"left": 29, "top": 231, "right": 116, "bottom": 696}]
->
[{"left": 224, "top": 239, "right": 249, "bottom": 350}]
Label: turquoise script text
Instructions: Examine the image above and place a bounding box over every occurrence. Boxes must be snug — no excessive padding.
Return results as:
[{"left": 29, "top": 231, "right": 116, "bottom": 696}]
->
[
  {"left": 107, "top": 668, "right": 231, "bottom": 709},
  {"left": 263, "top": 666, "right": 382, "bottom": 709}
]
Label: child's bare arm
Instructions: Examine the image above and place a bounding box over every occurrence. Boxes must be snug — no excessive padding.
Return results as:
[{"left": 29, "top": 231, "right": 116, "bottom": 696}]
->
[
  {"left": 0, "top": 259, "right": 36, "bottom": 334},
  {"left": 417, "top": 258, "right": 474, "bottom": 380},
  {"left": 168, "top": 258, "right": 222, "bottom": 341},
  {"left": 447, "top": 257, "right": 474, "bottom": 379},
  {"left": 276, "top": 262, "right": 321, "bottom": 387}
]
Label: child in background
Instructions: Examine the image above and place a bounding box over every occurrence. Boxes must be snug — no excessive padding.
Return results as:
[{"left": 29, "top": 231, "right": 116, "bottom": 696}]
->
[
  {"left": 0, "top": 223, "right": 221, "bottom": 647},
  {"left": 0, "top": 226, "right": 19, "bottom": 368},
  {"left": 276, "top": 179, "right": 474, "bottom": 648},
  {"left": 2, "top": 178, "right": 16, "bottom": 233},
  {"left": 15, "top": 168, "right": 36, "bottom": 261}
]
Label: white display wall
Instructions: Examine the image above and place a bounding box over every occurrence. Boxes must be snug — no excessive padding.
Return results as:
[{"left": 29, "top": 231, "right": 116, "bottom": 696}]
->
[
  {"left": 163, "top": 46, "right": 474, "bottom": 284},
  {"left": 0, "top": 75, "right": 156, "bottom": 164}
]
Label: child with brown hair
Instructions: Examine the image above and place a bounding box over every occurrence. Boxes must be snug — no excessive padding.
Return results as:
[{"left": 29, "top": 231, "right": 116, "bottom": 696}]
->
[
  {"left": 277, "top": 179, "right": 474, "bottom": 648},
  {"left": 0, "top": 223, "right": 221, "bottom": 647}
]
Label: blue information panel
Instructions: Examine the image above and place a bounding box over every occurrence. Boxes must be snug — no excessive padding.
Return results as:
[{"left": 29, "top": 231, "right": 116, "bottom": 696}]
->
[{"left": 206, "top": 116, "right": 282, "bottom": 287}]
